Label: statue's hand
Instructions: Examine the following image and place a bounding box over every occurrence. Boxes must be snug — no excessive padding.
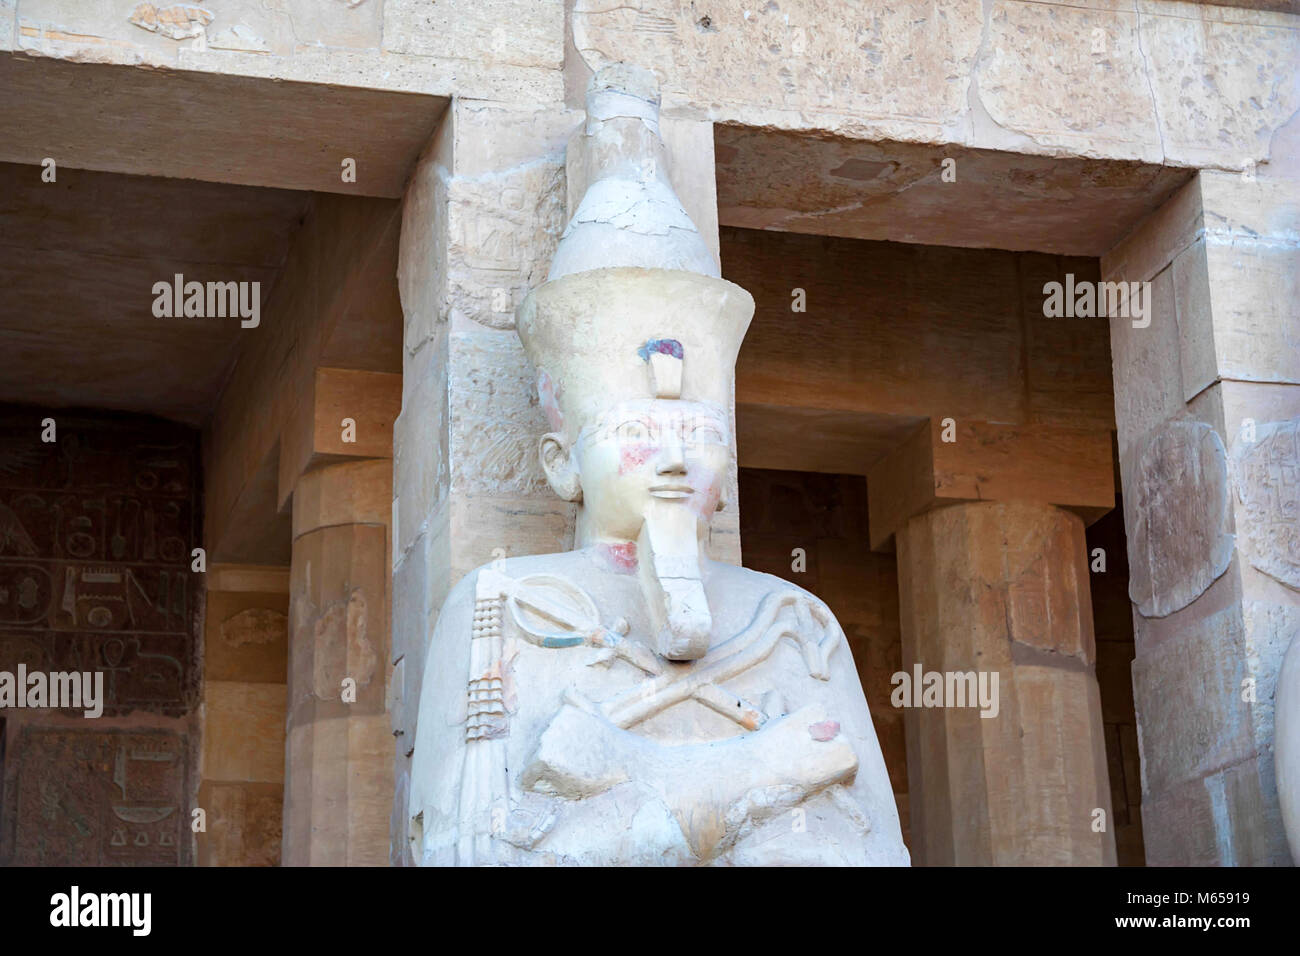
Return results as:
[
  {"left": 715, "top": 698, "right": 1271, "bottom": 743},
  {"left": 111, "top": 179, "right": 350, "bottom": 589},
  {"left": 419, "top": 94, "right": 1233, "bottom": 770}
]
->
[{"left": 521, "top": 693, "right": 859, "bottom": 861}]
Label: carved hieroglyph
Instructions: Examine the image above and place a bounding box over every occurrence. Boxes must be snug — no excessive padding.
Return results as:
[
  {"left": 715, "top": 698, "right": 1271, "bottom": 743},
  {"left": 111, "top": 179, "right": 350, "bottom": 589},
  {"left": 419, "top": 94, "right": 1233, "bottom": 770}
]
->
[
  {"left": 0, "top": 414, "right": 200, "bottom": 716},
  {"left": 11, "top": 728, "right": 188, "bottom": 865},
  {"left": 408, "top": 64, "right": 908, "bottom": 866},
  {"left": 1231, "top": 419, "right": 1300, "bottom": 592},
  {"left": 1127, "top": 420, "right": 1234, "bottom": 618}
]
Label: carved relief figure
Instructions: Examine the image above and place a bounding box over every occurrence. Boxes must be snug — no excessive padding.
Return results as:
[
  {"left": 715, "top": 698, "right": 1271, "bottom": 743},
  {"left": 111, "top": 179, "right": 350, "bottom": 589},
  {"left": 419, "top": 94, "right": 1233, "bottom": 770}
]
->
[{"left": 408, "top": 64, "right": 908, "bottom": 866}]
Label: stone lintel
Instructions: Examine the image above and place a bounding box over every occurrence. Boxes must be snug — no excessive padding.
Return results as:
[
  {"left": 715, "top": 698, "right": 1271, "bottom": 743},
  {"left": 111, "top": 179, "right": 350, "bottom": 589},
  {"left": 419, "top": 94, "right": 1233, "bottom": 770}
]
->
[{"left": 867, "top": 418, "right": 1114, "bottom": 551}]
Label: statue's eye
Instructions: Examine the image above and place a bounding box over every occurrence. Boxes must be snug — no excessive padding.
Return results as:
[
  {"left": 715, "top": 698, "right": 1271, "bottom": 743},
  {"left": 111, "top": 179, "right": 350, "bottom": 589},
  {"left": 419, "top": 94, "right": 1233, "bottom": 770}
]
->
[
  {"left": 618, "top": 422, "right": 649, "bottom": 443},
  {"left": 690, "top": 424, "right": 724, "bottom": 444}
]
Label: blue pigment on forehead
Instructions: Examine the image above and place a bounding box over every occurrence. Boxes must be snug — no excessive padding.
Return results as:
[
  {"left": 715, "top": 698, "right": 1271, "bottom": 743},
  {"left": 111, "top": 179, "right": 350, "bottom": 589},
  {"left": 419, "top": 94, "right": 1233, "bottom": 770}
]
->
[{"left": 636, "top": 338, "right": 684, "bottom": 361}]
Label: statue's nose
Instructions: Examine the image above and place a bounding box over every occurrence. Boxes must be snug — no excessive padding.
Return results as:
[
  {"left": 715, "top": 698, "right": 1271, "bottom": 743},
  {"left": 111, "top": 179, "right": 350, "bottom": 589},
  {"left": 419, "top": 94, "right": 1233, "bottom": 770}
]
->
[{"left": 656, "top": 432, "right": 687, "bottom": 475}]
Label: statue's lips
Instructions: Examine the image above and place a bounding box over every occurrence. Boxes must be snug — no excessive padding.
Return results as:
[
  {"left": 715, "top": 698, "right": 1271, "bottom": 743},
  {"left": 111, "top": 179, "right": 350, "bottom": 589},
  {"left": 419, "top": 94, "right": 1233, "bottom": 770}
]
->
[{"left": 649, "top": 484, "right": 693, "bottom": 499}]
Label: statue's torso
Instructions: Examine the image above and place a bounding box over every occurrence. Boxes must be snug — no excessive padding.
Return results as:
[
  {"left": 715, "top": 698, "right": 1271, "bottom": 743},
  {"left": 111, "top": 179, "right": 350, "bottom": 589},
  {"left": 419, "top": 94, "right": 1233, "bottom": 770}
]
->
[{"left": 408, "top": 548, "right": 909, "bottom": 866}]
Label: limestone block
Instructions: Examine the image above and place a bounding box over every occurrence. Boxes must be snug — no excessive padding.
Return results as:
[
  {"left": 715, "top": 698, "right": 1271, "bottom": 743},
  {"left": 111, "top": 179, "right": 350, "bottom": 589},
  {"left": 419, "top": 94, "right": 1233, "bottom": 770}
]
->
[
  {"left": 196, "top": 781, "right": 283, "bottom": 867},
  {"left": 1131, "top": 603, "right": 1257, "bottom": 795},
  {"left": 572, "top": 0, "right": 981, "bottom": 139},
  {"left": 1107, "top": 266, "right": 1185, "bottom": 460},
  {"left": 1124, "top": 420, "right": 1234, "bottom": 617},
  {"left": 201, "top": 681, "right": 286, "bottom": 784},
  {"left": 448, "top": 329, "right": 554, "bottom": 497},
  {"left": 1201, "top": 171, "right": 1300, "bottom": 242},
  {"left": 1141, "top": 756, "right": 1289, "bottom": 866},
  {"left": 18, "top": 0, "right": 187, "bottom": 65},
  {"left": 868, "top": 419, "right": 1113, "bottom": 550},
  {"left": 1172, "top": 239, "right": 1217, "bottom": 401},
  {"left": 1140, "top": 8, "right": 1300, "bottom": 168},
  {"left": 977, "top": 1, "right": 1161, "bottom": 162},
  {"left": 393, "top": 328, "right": 450, "bottom": 560},
  {"left": 446, "top": 494, "right": 575, "bottom": 583},
  {"left": 1204, "top": 240, "right": 1300, "bottom": 385},
  {"left": 398, "top": 131, "right": 452, "bottom": 356},
  {"left": 383, "top": 0, "right": 563, "bottom": 69},
  {"left": 390, "top": 526, "right": 435, "bottom": 741},
  {"left": 1230, "top": 418, "right": 1300, "bottom": 591},
  {"left": 204, "top": 590, "right": 289, "bottom": 683},
  {"left": 399, "top": 102, "right": 572, "bottom": 343}
]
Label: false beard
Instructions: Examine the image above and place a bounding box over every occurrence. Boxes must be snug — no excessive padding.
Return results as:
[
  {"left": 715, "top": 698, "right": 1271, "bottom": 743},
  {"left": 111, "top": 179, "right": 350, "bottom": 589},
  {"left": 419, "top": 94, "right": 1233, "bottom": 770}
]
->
[{"left": 637, "top": 498, "right": 712, "bottom": 660}]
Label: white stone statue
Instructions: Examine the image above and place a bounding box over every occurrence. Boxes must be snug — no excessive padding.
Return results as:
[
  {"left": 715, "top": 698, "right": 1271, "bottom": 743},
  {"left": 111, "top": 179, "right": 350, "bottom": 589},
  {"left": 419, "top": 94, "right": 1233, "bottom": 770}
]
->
[{"left": 407, "top": 64, "right": 909, "bottom": 867}]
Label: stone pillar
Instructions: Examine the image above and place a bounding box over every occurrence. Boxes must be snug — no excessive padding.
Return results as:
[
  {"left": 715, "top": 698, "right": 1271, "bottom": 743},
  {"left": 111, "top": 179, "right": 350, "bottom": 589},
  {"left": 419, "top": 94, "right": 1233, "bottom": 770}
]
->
[
  {"left": 895, "top": 502, "right": 1114, "bottom": 865},
  {"left": 284, "top": 459, "right": 393, "bottom": 866},
  {"left": 389, "top": 98, "right": 729, "bottom": 862},
  {"left": 1102, "top": 168, "right": 1300, "bottom": 865},
  {"left": 868, "top": 418, "right": 1116, "bottom": 865}
]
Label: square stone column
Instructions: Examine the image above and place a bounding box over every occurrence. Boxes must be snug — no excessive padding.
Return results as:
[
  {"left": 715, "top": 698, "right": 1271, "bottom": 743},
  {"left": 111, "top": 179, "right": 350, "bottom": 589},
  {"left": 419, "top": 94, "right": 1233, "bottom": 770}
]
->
[{"left": 1103, "top": 168, "right": 1300, "bottom": 865}]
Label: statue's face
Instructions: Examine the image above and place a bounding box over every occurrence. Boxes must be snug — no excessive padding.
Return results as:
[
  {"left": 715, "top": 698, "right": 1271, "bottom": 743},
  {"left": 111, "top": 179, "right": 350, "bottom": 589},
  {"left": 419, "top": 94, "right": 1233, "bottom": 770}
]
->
[{"left": 575, "top": 398, "right": 729, "bottom": 539}]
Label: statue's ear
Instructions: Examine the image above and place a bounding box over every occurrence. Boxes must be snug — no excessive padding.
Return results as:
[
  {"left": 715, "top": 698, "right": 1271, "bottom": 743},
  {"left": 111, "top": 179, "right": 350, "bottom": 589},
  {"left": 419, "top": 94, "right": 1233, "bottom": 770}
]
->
[{"left": 539, "top": 433, "right": 582, "bottom": 502}]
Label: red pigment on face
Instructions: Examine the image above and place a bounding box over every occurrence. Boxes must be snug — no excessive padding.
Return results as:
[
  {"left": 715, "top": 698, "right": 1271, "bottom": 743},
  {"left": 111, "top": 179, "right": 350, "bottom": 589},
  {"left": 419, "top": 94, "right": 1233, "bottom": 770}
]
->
[
  {"left": 619, "top": 443, "right": 655, "bottom": 475},
  {"left": 537, "top": 370, "right": 564, "bottom": 432},
  {"left": 808, "top": 720, "right": 840, "bottom": 742},
  {"left": 599, "top": 542, "right": 638, "bottom": 573}
]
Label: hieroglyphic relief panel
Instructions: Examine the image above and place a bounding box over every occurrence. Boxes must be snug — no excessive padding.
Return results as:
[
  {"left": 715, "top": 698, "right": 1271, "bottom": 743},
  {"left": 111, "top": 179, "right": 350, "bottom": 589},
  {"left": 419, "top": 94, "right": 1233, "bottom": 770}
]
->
[
  {"left": 10, "top": 727, "right": 189, "bottom": 865},
  {"left": 0, "top": 410, "right": 201, "bottom": 715},
  {"left": 1232, "top": 420, "right": 1300, "bottom": 591}
]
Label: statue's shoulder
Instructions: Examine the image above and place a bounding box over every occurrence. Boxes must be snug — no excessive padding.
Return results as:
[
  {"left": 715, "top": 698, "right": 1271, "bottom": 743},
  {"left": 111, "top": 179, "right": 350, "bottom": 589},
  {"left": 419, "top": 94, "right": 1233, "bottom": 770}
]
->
[{"left": 706, "top": 561, "right": 833, "bottom": 612}]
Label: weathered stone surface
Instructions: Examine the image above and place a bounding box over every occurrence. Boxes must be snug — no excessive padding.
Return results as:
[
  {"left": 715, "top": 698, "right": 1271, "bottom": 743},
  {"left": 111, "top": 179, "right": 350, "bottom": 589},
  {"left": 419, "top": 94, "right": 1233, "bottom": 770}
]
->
[
  {"left": 1204, "top": 240, "right": 1300, "bottom": 386},
  {"left": 715, "top": 127, "right": 1190, "bottom": 258},
  {"left": 201, "top": 681, "right": 286, "bottom": 784},
  {"left": 8, "top": 727, "right": 190, "bottom": 865},
  {"left": 204, "top": 591, "right": 288, "bottom": 684},
  {"left": 289, "top": 523, "right": 389, "bottom": 722},
  {"left": 196, "top": 780, "right": 282, "bottom": 867},
  {"left": 0, "top": 411, "right": 201, "bottom": 716},
  {"left": 977, "top": 1, "right": 1161, "bottom": 162},
  {"left": 284, "top": 462, "right": 392, "bottom": 866},
  {"left": 383, "top": 0, "right": 563, "bottom": 70},
  {"left": 895, "top": 501, "right": 1113, "bottom": 865},
  {"left": 573, "top": 0, "right": 982, "bottom": 139},
  {"left": 1126, "top": 420, "right": 1234, "bottom": 617},
  {"left": 448, "top": 331, "right": 553, "bottom": 497},
  {"left": 1140, "top": 8, "right": 1300, "bottom": 169},
  {"left": 1132, "top": 602, "right": 1257, "bottom": 795},
  {"left": 1141, "top": 754, "right": 1290, "bottom": 866},
  {"left": 1231, "top": 419, "right": 1300, "bottom": 590}
]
